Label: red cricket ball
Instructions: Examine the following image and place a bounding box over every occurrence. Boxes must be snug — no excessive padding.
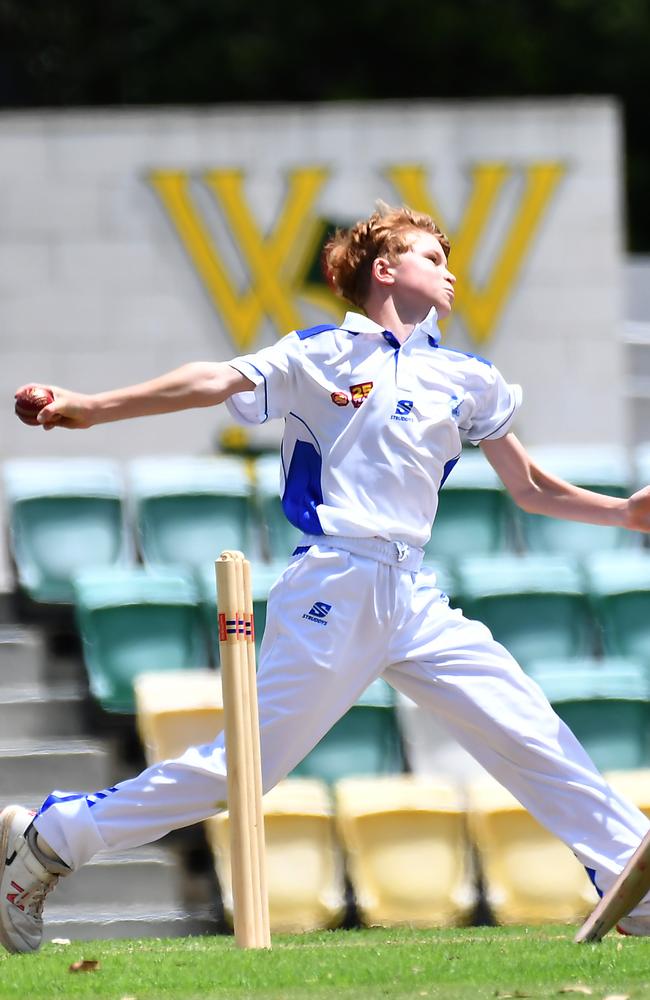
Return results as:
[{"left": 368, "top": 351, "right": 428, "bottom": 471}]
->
[{"left": 15, "top": 385, "right": 54, "bottom": 426}]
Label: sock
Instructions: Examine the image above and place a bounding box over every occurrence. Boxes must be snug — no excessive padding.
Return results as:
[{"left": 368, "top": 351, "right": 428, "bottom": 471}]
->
[{"left": 26, "top": 825, "right": 71, "bottom": 876}]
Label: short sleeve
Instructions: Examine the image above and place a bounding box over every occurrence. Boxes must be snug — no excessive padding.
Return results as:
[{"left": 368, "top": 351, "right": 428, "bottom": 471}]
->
[
  {"left": 225, "top": 333, "right": 301, "bottom": 425},
  {"left": 456, "top": 361, "right": 522, "bottom": 444}
]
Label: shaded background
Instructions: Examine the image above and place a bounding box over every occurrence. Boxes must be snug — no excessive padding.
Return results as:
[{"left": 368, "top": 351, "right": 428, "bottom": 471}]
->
[{"left": 1, "top": 0, "right": 649, "bottom": 249}]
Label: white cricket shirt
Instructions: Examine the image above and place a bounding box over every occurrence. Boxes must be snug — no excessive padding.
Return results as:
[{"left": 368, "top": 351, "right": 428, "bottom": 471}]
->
[{"left": 226, "top": 308, "right": 521, "bottom": 547}]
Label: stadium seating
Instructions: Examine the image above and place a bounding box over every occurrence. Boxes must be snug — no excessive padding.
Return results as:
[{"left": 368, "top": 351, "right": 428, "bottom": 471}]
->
[
  {"left": 73, "top": 567, "right": 209, "bottom": 713},
  {"left": 604, "top": 769, "right": 650, "bottom": 819},
  {"left": 205, "top": 778, "right": 346, "bottom": 932},
  {"left": 418, "top": 557, "right": 458, "bottom": 600},
  {"left": 424, "top": 448, "right": 514, "bottom": 561},
  {"left": 4, "top": 458, "right": 131, "bottom": 604},
  {"left": 134, "top": 668, "right": 223, "bottom": 764},
  {"left": 634, "top": 442, "right": 650, "bottom": 496},
  {"left": 395, "top": 692, "right": 490, "bottom": 790},
  {"left": 335, "top": 775, "right": 475, "bottom": 927},
  {"left": 526, "top": 656, "right": 650, "bottom": 771},
  {"left": 128, "top": 455, "right": 255, "bottom": 570},
  {"left": 582, "top": 550, "right": 650, "bottom": 662},
  {"left": 455, "top": 554, "right": 595, "bottom": 668},
  {"left": 291, "top": 677, "right": 405, "bottom": 784},
  {"left": 254, "top": 452, "right": 302, "bottom": 562},
  {"left": 516, "top": 445, "right": 636, "bottom": 555},
  {"left": 468, "top": 776, "right": 598, "bottom": 924}
]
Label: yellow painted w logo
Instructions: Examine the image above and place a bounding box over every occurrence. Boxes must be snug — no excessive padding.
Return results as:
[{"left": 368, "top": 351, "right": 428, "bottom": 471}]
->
[
  {"left": 150, "top": 161, "right": 564, "bottom": 350},
  {"left": 387, "top": 163, "right": 565, "bottom": 343},
  {"left": 149, "top": 167, "right": 336, "bottom": 352}
]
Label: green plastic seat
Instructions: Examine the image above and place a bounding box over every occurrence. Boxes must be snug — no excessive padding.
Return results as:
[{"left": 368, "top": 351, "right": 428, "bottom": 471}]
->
[
  {"left": 3, "top": 458, "right": 130, "bottom": 604},
  {"left": 424, "top": 449, "right": 514, "bottom": 561},
  {"left": 254, "top": 453, "right": 302, "bottom": 561},
  {"left": 73, "top": 567, "right": 209, "bottom": 713},
  {"left": 456, "top": 555, "right": 595, "bottom": 668},
  {"left": 195, "top": 559, "right": 282, "bottom": 664},
  {"left": 291, "top": 678, "right": 405, "bottom": 785},
  {"left": 527, "top": 656, "right": 650, "bottom": 770},
  {"left": 583, "top": 551, "right": 650, "bottom": 660},
  {"left": 516, "top": 445, "right": 636, "bottom": 555},
  {"left": 129, "top": 455, "right": 255, "bottom": 570}
]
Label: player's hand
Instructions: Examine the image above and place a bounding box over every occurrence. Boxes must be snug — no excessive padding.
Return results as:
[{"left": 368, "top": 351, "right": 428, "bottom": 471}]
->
[
  {"left": 623, "top": 485, "right": 650, "bottom": 532},
  {"left": 15, "top": 384, "right": 96, "bottom": 431}
]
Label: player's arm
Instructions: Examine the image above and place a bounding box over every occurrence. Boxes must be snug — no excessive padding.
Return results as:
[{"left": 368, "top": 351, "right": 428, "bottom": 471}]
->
[
  {"left": 480, "top": 432, "right": 650, "bottom": 533},
  {"left": 19, "top": 363, "right": 254, "bottom": 431}
]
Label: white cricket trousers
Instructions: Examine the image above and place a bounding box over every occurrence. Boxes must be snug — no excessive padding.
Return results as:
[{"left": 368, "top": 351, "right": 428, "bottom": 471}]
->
[{"left": 35, "top": 537, "right": 650, "bottom": 913}]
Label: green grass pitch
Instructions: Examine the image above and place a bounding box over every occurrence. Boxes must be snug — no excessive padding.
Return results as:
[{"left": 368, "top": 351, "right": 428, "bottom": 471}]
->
[{"left": 1, "top": 926, "right": 649, "bottom": 1000}]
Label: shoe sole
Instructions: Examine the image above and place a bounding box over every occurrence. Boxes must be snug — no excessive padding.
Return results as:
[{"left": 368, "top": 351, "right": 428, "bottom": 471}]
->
[{"left": 0, "top": 805, "right": 24, "bottom": 954}]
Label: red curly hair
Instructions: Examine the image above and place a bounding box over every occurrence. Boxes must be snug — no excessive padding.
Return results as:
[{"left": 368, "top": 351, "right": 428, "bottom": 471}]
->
[{"left": 323, "top": 203, "right": 450, "bottom": 310}]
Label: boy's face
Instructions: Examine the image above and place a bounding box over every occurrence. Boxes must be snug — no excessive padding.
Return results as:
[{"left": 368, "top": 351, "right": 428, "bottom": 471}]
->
[{"left": 389, "top": 231, "right": 456, "bottom": 319}]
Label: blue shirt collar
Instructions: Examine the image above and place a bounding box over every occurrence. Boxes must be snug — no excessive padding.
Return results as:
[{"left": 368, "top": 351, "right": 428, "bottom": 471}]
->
[{"left": 340, "top": 307, "right": 441, "bottom": 346}]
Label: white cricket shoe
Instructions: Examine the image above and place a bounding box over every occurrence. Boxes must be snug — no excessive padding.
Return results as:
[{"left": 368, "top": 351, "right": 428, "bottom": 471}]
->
[
  {"left": 0, "top": 805, "right": 67, "bottom": 954},
  {"left": 617, "top": 915, "right": 650, "bottom": 936}
]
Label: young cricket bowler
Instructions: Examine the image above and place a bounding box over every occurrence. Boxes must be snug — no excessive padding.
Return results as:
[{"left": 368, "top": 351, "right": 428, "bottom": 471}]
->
[{"left": 3, "top": 203, "right": 650, "bottom": 953}]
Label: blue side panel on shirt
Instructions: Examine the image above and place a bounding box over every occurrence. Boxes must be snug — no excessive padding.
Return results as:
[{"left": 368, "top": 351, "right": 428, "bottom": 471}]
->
[
  {"left": 282, "top": 440, "right": 325, "bottom": 534},
  {"left": 295, "top": 323, "right": 338, "bottom": 341},
  {"left": 439, "top": 454, "right": 461, "bottom": 489}
]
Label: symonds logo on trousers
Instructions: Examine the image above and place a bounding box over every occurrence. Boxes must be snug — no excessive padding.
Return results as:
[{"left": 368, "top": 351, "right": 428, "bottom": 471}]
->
[{"left": 302, "top": 601, "right": 332, "bottom": 625}]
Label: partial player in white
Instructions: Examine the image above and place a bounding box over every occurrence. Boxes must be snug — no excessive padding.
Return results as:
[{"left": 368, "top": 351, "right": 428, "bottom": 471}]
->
[{"left": 4, "top": 204, "right": 650, "bottom": 953}]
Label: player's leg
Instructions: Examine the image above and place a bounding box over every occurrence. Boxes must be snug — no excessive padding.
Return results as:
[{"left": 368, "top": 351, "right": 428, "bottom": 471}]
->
[
  {"left": 1, "top": 545, "right": 390, "bottom": 952},
  {"left": 383, "top": 567, "right": 650, "bottom": 921}
]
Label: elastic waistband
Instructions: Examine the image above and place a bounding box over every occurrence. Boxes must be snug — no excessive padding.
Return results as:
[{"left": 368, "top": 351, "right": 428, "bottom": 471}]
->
[{"left": 298, "top": 534, "right": 425, "bottom": 572}]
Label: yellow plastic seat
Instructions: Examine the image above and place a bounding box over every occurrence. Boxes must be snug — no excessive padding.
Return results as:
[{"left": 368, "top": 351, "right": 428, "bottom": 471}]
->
[
  {"left": 335, "top": 775, "right": 475, "bottom": 927},
  {"left": 604, "top": 769, "right": 650, "bottom": 819},
  {"left": 468, "top": 777, "right": 597, "bottom": 924},
  {"left": 205, "top": 778, "right": 346, "bottom": 933},
  {"left": 134, "top": 668, "right": 224, "bottom": 765}
]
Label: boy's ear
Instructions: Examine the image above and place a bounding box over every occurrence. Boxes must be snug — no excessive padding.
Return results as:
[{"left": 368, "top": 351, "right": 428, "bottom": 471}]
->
[{"left": 372, "top": 256, "right": 395, "bottom": 286}]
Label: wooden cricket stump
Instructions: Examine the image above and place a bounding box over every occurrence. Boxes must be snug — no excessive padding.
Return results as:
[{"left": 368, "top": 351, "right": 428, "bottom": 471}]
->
[
  {"left": 575, "top": 828, "right": 650, "bottom": 942},
  {"left": 215, "top": 550, "right": 271, "bottom": 949}
]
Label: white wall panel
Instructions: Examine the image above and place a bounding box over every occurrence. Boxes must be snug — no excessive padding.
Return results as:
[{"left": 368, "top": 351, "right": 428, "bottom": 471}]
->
[{"left": 0, "top": 99, "right": 624, "bottom": 466}]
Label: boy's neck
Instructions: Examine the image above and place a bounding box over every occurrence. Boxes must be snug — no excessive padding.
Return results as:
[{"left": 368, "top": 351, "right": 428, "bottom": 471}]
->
[{"left": 363, "top": 300, "right": 429, "bottom": 344}]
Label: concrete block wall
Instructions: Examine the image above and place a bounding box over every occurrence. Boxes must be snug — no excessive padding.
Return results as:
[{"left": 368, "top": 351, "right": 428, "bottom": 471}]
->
[{"left": 0, "top": 100, "right": 631, "bottom": 586}]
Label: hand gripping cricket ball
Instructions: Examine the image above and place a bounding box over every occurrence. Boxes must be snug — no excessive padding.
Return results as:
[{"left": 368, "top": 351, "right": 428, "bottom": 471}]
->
[{"left": 14, "top": 385, "right": 54, "bottom": 426}]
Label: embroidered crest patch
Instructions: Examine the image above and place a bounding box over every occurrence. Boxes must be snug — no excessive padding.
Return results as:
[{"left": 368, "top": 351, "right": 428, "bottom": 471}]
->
[{"left": 350, "top": 382, "right": 374, "bottom": 408}]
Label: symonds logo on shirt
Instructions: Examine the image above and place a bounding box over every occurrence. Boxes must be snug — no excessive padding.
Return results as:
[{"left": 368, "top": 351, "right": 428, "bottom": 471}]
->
[{"left": 391, "top": 399, "right": 415, "bottom": 422}]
